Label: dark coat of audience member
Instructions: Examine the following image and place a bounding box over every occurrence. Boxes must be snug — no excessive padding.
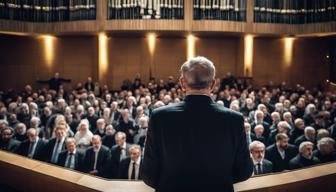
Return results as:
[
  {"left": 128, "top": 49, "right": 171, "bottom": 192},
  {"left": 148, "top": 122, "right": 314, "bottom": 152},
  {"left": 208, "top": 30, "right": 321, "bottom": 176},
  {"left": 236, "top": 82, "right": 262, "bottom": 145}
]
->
[{"left": 265, "top": 143, "right": 298, "bottom": 172}]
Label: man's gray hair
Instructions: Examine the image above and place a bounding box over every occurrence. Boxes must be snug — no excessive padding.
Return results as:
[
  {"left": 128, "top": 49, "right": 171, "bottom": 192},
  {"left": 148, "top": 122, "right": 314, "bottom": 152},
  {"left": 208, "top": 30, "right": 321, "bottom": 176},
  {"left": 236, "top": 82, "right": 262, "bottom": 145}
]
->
[
  {"left": 180, "top": 56, "right": 216, "bottom": 89},
  {"left": 299, "top": 141, "right": 314, "bottom": 153},
  {"left": 249, "top": 140, "right": 265, "bottom": 152},
  {"left": 317, "top": 137, "right": 335, "bottom": 151}
]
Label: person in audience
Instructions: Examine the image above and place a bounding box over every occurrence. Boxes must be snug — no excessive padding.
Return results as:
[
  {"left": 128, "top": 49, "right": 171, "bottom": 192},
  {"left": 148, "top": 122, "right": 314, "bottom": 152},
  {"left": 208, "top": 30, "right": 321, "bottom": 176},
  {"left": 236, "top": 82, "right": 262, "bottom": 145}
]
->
[
  {"left": 245, "top": 122, "right": 253, "bottom": 147},
  {"left": 102, "top": 124, "right": 116, "bottom": 148},
  {"left": 118, "top": 144, "right": 143, "bottom": 180},
  {"left": 268, "top": 121, "right": 291, "bottom": 145},
  {"left": 265, "top": 133, "right": 298, "bottom": 172},
  {"left": 13, "top": 123, "right": 28, "bottom": 142},
  {"left": 117, "top": 109, "right": 135, "bottom": 143},
  {"left": 269, "top": 112, "right": 281, "bottom": 131},
  {"left": 16, "top": 128, "right": 46, "bottom": 161},
  {"left": 0, "top": 126, "right": 20, "bottom": 152},
  {"left": 38, "top": 72, "right": 71, "bottom": 91},
  {"left": 316, "top": 129, "right": 330, "bottom": 141},
  {"left": 83, "top": 135, "right": 110, "bottom": 177},
  {"left": 251, "top": 110, "right": 270, "bottom": 140},
  {"left": 294, "top": 126, "right": 316, "bottom": 147},
  {"left": 289, "top": 141, "right": 320, "bottom": 170},
  {"left": 249, "top": 141, "right": 273, "bottom": 175},
  {"left": 314, "top": 137, "right": 336, "bottom": 163},
  {"left": 251, "top": 124, "right": 266, "bottom": 145},
  {"left": 44, "top": 125, "right": 68, "bottom": 164},
  {"left": 289, "top": 118, "right": 305, "bottom": 144},
  {"left": 110, "top": 132, "right": 131, "bottom": 178},
  {"left": 74, "top": 119, "right": 93, "bottom": 149},
  {"left": 57, "top": 137, "right": 85, "bottom": 171},
  {"left": 94, "top": 118, "right": 106, "bottom": 138}
]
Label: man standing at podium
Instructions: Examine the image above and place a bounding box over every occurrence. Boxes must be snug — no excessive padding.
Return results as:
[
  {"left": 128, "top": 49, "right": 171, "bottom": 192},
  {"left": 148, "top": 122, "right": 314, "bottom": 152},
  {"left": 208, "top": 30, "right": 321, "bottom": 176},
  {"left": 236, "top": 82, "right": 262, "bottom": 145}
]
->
[{"left": 141, "top": 56, "right": 253, "bottom": 192}]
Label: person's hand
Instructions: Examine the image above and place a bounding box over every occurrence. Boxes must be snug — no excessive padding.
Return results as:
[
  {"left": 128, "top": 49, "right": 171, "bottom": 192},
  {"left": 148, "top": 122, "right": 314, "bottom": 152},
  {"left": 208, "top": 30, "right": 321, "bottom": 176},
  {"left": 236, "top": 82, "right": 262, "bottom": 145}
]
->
[{"left": 89, "top": 170, "right": 98, "bottom": 175}]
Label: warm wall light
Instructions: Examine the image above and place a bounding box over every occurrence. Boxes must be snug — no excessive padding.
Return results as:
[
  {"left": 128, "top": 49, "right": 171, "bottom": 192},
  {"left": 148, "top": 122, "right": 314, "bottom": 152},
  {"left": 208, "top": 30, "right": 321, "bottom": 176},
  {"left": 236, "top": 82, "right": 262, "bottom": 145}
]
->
[
  {"left": 244, "top": 35, "right": 253, "bottom": 76},
  {"left": 147, "top": 33, "right": 156, "bottom": 55},
  {"left": 99, "top": 33, "right": 108, "bottom": 80},
  {"left": 42, "top": 35, "right": 56, "bottom": 68},
  {"left": 284, "top": 37, "right": 295, "bottom": 67},
  {"left": 187, "top": 34, "right": 196, "bottom": 60}
]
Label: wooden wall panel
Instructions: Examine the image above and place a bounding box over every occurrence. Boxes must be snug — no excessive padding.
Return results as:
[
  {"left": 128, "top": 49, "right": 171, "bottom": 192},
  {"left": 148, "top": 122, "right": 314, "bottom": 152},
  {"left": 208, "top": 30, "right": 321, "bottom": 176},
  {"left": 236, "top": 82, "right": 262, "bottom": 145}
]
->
[
  {"left": 152, "top": 37, "right": 186, "bottom": 82},
  {"left": 0, "top": 35, "right": 330, "bottom": 91},
  {"left": 108, "top": 37, "right": 151, "bottom": 89},
  {"left": 253, "top": 37, "right": 329, "bottom": 88},
  {"left": 196, "top": 37, "right": 240, "bottom": 79}
]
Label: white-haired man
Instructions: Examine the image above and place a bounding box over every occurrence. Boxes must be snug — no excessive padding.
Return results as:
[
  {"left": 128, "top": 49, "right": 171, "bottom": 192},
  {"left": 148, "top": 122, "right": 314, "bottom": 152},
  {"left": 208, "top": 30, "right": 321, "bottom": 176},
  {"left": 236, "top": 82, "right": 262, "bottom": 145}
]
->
[
  {"left": 118, "top": 144, "right": 143, "bottom": 180},
  {"left": 289, "top": 141, "right": 320, "bottom": 170},
  {"left": 314, "top": 137, "right": 336, "bottom": 163},
  {"left": 141, "top": 56, "right": 252, "bottom": 192},
  {"left": 249, "top": 141, "right": 273, "bottom": 175}
]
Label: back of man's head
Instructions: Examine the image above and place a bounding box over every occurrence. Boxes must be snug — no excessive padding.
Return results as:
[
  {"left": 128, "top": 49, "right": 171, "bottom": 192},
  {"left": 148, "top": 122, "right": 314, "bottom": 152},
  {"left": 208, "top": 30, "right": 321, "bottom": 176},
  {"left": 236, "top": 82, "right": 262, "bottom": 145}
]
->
[{"left": 180, "top": 56, "right": 216, "bottom": 90}]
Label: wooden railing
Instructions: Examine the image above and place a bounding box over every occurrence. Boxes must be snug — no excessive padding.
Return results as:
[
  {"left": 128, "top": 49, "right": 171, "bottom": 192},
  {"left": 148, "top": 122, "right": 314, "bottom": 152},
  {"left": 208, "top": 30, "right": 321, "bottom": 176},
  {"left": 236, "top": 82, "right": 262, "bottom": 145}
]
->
[
  {"left": 0, "top": 0, "right": 335, "bottom": 35},
  {"left": 1, "top": 150, "right": 336, "bottom": 192}
]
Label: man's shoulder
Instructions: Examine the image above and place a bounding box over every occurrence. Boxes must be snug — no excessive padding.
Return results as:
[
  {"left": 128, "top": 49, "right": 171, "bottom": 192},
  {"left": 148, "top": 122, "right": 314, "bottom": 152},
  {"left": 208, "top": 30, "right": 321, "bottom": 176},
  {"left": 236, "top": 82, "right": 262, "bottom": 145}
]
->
[
  {"left": 152, "top": 101, "right": 243, "bottom": 119},
  {"left": 263, "top": 159, "right": 273, "bottom": 166}
]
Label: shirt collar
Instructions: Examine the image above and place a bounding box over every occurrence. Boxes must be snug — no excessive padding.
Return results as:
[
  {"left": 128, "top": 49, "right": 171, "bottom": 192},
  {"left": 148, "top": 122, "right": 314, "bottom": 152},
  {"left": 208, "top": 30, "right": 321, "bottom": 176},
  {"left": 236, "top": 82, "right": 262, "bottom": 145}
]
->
[
  {"left": 131, "top": 156, "right": 141, "bottom": 165},
  {"left": 68, "top": 149, "right": 76, "bottom": 155},
  {"left": 252, "top": 158, "right": 263, "bottom": 165}
]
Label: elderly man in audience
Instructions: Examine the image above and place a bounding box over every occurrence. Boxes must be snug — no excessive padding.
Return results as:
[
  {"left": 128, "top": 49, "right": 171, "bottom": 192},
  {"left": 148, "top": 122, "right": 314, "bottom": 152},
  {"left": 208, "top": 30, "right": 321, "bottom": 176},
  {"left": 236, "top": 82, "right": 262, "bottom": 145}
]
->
[
  {"left": 13, "top": 123, "right": 28, "bottom": 142},
  {"left": 268, "top": 121, "right": 291, "bottom": 145},
  {"left": 251, "top": 110, "right": 271, "bottom": 140},
  {"left": 251, "top": 125, "right": 266, "bottom": 145},
  {"left": 83, "top": 135, "right": 110, "bottom": 177},
  {"left": 294, "top": 126, "right": 316, "bottom": 147},
  {"left": 249, "top": 141, "right": 273, "bottom": 175},
  {"left": 94, "top": 118, "right": 106, "bottom": 138},
  {"left": 118, "top": 144, "right": 143, "bottom": 180},
  {"left": 314, "top": 137, "right": 336, "bottom": 163},
  {"left": 16, "top": 128, "right": 46, "bottom": 161},
  {"left": 289, "top": 141, "right": 320, "bottom": 170},
  {"left": 102, "top": 124, "right": 116, "bottom": 148},
  {"left": 111, "top": 132, "right": 131, "bottom": 178},
  {"left": 265, "top": 133, "right": 298, "bottom": 172},
  {"left": 74, "top": 119, "right": 93, "bottom": 149},
  {"left": 57, "top": 137, "right": 85, "bottom": 171},
  {"left": 289, "top": 118, "right": 305, "bottom": 144},
  {"left": 117, "top": 109, "right": 136, "bottom": 143},
  {"left": 44, "top": 125, "right": 68, "bottom": 164},
  {"left": 0, "top": 126, "right": 20, "bottom": 152}
]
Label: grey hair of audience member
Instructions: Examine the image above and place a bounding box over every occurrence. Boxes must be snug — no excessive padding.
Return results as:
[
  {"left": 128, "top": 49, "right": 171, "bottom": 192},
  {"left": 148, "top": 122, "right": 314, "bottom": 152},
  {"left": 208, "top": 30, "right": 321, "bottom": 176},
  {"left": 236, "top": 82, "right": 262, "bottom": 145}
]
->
[
  {"left": 299, "top": 141, "right": 314, "bottom": 153},
  {"left": 180, "top": 56, "right": 216, "bottom": 90},
  {"left": 317, "top": 137, "right": 335, "bottom": 153},
  {"left": 249, "top": 140, "right": 265, "bottom": 152}
]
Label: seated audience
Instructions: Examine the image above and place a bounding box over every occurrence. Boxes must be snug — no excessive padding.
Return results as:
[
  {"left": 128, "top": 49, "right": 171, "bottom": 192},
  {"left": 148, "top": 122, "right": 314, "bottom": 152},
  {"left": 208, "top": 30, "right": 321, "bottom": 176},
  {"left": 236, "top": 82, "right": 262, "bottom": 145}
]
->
[
  {"left": 16, "top": 128, "right": 46, "bottom": 161},
  {"left": 0, "top": 126, "right": 20, "bottom": 152}
]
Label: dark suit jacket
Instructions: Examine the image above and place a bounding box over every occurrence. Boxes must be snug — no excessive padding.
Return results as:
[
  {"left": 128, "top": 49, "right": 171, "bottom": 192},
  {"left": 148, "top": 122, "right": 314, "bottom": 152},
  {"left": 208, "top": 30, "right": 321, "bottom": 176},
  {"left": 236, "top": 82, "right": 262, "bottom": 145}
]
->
[
  {"left": 118, "top": 157, "right": 143, "bottom": 180},
  {"left": 141, "top": 95, "right": 253, "bottom": 192},
  {"left": 43, "top": 137, "right": 67, "bottom": 163},
  {"left": 110, "top": 143, "right": 131, "bottom": 178},
  {"left": 57, "top": 149, "right": 85, "bottom": 171},
  {"left": 16, "top": 138, "right": 47, "bottom": 161},
  {"left": 83, "top": 145, "right": 111, "bottom": 177},
  {"left": 253, "top": 159, "right": 273, "bottom": 175},
  {"left": 289, "top": 154, "right": 320, "bottom": 170},
  {"left": 0, "top": 139, "right": 21, "bottom": 153},
  {"left": 265, "top": 143, "right": 298, "bottom": 172}
]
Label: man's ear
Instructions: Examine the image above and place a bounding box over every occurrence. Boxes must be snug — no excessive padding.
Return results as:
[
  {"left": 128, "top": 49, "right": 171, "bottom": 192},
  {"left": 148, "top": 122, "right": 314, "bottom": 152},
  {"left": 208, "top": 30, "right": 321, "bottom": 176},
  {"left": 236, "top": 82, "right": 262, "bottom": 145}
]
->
[
  {"left": 180, "top": 77, "right": 187, "bottom": 91},
  {"left": 209, "top": 79, "right": 216, "bottom": 91}
]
